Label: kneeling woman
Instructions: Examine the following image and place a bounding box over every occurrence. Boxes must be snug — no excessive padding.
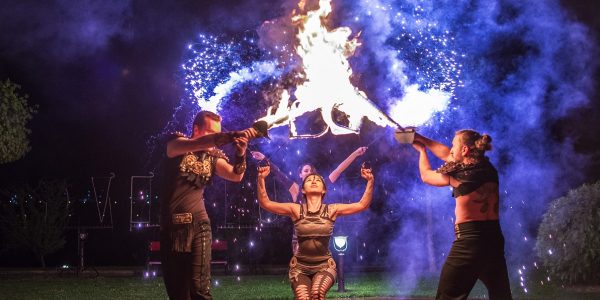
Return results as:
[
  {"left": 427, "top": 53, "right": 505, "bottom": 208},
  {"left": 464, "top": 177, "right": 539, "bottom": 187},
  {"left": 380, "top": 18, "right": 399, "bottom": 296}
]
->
[{"left": 257, "top": 164, "right": 374, "bottom": 300}]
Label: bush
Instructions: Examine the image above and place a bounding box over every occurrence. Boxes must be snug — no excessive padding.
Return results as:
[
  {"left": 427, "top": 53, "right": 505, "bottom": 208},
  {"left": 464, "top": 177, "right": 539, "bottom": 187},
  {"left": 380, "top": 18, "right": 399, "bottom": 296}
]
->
[
  {"left": 0, "top": 79, "right": 37, "bottom": 164},
  {"left": 536, "top": 181, "right": 600, "bottom": 284}
]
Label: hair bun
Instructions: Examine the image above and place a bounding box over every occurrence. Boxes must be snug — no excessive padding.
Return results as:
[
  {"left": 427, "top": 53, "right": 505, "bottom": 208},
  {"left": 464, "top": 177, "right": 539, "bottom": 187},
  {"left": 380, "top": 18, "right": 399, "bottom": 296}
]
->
[{"left": 477, "top": 134, "right": 493, "bottom": 151}]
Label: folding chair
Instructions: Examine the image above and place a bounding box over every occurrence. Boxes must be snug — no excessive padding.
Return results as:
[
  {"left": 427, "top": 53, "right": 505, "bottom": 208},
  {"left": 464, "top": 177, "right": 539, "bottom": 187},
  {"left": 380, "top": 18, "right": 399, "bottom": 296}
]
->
[
  {"left": 145, "top": 241, "right": 161, "bottom": 278},
  {"left": 211, "top": 239, "right": 228, "bottom": 274}
]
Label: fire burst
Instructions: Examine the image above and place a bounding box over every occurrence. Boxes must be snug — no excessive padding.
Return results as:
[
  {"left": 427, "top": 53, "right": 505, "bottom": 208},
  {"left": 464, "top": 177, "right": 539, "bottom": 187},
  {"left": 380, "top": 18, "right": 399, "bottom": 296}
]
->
[{"left": 259, "top": 0, "right": 402, "bottom": 138}]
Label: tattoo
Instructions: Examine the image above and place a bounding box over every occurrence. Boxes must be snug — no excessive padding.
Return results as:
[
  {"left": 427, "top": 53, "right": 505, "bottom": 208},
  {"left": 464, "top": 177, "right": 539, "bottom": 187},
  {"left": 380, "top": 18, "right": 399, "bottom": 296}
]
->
[{"left": 471, "top": 183, "right": 496, "bottom": 214}]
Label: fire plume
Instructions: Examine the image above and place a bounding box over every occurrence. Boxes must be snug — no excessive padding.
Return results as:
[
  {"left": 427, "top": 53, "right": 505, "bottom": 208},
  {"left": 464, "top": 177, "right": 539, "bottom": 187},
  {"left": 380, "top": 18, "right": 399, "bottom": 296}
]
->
[{"left": 259, "top": 0, "right": 401, "bottom": 138}]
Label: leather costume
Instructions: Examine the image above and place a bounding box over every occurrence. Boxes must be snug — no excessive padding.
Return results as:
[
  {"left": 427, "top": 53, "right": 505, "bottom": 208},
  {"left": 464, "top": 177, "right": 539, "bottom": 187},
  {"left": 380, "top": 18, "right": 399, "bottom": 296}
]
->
[
  {"left": 160, "top": 132, "right": 246, "bottom": 300},
  {"left": 436, "top": 158, "right": 498, "bottom": 198},
  {"left": 289, "top": 203, "right": 337, "bottom": 283}
]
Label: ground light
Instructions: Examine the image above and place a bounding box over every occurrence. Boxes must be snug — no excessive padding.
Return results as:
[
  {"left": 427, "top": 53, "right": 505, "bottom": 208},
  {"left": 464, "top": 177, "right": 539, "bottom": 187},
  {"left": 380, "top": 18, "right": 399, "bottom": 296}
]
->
[{"left": 333, "top": 236, "right": 348, "bottom": 292}]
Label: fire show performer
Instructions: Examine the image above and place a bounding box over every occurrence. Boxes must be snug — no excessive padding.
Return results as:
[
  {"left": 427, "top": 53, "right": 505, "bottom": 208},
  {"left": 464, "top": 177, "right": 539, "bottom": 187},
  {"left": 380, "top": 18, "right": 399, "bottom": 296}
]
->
[
  {"left": 411, "top": 130, "right": 513, "bottom": 300},
  {"left": 256, "top": 164, "right": 374, "bottom": 300},
  {"left": 160, "top": 110, "right": 263, "bottom": 300},
  {"left": 252, "top": 147, "right": 368, "bottom": 254}
]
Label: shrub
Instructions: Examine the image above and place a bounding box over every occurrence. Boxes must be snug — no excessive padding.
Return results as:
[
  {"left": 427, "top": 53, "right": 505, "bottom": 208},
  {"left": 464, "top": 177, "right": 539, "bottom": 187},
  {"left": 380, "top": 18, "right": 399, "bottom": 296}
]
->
[
  {"left": 536, "top": 181, "right": 600, "bottom": 284},
  {"left": 0, "top": 79, "right": 37, "bottom": 164}
]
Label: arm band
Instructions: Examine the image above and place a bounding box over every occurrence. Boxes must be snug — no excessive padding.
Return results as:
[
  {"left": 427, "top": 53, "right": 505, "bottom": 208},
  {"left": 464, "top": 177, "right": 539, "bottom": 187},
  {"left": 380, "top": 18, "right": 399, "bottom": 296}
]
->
[{"left": 233, "top": 153, "right": 247, "bottom": 175}]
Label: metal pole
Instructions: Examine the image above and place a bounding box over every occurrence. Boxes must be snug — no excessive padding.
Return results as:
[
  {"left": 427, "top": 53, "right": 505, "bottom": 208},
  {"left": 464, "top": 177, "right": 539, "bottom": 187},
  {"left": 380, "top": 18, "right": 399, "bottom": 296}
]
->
[
  {"left": 77, "top": 227, "right": 81, "bottom": 276},
  {"left": 337, "top": 253, "right": 345, "bottom": 292}
]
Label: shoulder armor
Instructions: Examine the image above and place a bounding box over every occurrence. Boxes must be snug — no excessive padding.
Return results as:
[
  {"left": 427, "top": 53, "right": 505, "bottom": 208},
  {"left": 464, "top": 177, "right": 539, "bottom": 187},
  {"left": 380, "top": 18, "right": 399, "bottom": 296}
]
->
[
  {"left": 172, "top": 131, "right": 186, "bottom": 138},
  {"left": 208, "top": 148, "right": 229, "bottom": 162},
  {"left": 165, "top": 131, "right": 187, "bottom": 141}
]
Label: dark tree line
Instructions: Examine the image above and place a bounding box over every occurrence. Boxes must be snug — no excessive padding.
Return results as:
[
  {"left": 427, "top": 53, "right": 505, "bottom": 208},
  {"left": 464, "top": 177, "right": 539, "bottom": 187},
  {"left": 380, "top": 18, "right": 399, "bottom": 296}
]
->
[{"left": 0, "top": 180, "right": 70, "bottom": 268}]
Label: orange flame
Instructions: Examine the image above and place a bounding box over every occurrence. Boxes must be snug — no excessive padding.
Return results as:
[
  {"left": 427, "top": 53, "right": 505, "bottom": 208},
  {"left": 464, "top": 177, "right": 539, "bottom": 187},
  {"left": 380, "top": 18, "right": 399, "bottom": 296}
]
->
[{"left": 259, "top": 0, "right": 401, "bottom": 138}]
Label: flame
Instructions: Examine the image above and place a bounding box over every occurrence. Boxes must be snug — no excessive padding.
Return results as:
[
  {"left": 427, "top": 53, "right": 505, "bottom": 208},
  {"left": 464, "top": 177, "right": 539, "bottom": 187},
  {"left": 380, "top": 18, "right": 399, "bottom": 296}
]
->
[{"left": 259, "top": 0, "right": 401, "bottom": 138}]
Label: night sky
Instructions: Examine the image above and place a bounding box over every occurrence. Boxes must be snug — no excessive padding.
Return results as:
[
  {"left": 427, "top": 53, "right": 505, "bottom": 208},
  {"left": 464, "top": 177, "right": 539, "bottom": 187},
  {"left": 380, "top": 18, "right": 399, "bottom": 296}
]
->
[
  {"left": 1, "top": 0, "right": 598, "bottom": 180},
  {"left": 0, "top": 0, "right": 282, "bottom": 180},
  {"left": 1, "top": 0, "right": 600, "bottom": 290}
]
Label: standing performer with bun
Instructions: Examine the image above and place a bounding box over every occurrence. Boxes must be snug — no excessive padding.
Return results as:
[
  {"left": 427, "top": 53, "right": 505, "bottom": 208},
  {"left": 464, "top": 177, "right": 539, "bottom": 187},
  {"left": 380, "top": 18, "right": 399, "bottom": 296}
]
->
[{"left": 411, "top": 129, "right": 513, "bottom": 300}]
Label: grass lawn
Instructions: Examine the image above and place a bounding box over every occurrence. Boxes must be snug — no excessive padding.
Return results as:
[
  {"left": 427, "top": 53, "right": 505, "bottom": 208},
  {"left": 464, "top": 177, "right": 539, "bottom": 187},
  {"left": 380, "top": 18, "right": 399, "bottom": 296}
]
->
[{"left": 1, "top": 271, "right": 599, "bottom": 299}]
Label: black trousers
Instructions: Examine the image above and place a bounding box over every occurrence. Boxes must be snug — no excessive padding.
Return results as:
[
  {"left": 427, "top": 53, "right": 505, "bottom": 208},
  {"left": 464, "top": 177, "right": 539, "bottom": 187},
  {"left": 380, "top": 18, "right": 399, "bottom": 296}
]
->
[
  {"left": 436, "top": 220, "right": 513, "bottom": 300},
  {"left": 161, "top": 222, "right": 212, "bottom": 300}
]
